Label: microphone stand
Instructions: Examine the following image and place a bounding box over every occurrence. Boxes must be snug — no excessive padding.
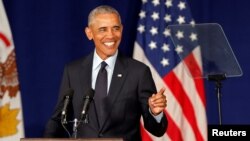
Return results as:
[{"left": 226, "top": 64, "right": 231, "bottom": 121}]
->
[
  {"left": 72, "top": 118, "right": 78, "bottom": 138},
  {"left": 208, "top": 74, "right": 226, "bottom": 125},
  {"left": 71, "top": 113, "right": 89, "bottom": 138},
  {"left": 71, "top": 94, "right": 93, "bottom": 138},
  {"left": 62, "top": 91, "right": 93, "bottom": 138}
]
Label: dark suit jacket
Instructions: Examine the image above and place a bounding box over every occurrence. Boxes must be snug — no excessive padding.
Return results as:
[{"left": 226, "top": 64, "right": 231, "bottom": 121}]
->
[{"left": 44, "top": 52, "right": 168, "bottom": 141}]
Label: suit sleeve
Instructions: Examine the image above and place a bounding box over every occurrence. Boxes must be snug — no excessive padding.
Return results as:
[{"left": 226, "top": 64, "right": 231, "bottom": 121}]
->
[{"left": 139, "top": 66, "right": 168, "bottom": 137}]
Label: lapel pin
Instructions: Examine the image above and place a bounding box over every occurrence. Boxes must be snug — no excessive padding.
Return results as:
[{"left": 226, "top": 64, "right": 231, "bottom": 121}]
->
[{"left": 117, "top": 74, "right": 122, "bottom": 77}]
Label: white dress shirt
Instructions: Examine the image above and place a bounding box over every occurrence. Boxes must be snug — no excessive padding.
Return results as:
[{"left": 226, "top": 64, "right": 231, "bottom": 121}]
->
[{"left": 91, "top": 49, "right": 118, "bottom": 94}]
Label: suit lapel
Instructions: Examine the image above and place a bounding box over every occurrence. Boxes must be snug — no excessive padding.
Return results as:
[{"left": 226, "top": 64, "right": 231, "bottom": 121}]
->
[
  {"left": 99, "top": 55, "right": 128, "bottom": 132},
  {"left": 78, "top": 53, "right": 99, "bottom": 132}
]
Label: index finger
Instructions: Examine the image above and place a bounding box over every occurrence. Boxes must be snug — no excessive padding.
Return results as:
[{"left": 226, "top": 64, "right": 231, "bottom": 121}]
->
[{"left": 157, "top": 87, "right": 166, "bottom": 95}]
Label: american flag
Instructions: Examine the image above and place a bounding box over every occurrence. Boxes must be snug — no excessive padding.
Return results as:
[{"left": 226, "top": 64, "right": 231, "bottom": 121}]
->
[{"left": 133, "top": 0, "right": 207, "bottom": 141}]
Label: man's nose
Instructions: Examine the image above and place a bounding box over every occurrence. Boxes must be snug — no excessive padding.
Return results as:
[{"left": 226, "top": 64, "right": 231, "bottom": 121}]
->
[{"left": 106, "top": 29, "right": 115, "bottom": 37}]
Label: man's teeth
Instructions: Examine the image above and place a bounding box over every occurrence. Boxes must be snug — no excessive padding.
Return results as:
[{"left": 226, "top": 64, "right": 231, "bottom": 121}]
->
[{"left": 104, "top": 42, "right": 115, "bottom": 46}]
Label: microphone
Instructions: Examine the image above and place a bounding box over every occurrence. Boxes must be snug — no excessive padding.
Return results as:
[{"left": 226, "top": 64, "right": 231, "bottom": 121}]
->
[
  {"left": 80, "top": 88, "right": 94, "bottom": 121},
  {"left": 61, "top": 89, "right": 74, "bottom": 123}
]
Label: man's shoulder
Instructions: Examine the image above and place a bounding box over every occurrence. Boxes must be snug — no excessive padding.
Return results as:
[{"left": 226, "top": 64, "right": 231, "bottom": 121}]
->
[
  {"left": 119, "top": 55, "right": 149, "bottom": 69},
  {"left": 67, "top": 57, "right": 86, "bottom": 66},
  {"left": 66, "top": 53, "right": 93, "bottom": 68}
]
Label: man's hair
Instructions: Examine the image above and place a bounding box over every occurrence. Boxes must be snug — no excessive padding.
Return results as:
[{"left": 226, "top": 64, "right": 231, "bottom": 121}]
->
[{"left": 88, "top": 5, "right": 121, "bottom": 26}]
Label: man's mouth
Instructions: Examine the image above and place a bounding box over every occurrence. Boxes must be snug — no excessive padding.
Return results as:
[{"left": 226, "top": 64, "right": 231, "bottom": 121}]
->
[{"left": 104, "top": 42, "right": 115, "bottom": 47}]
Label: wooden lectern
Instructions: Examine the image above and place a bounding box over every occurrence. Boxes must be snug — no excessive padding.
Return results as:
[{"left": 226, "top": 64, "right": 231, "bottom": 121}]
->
[{"left": 20, "top": 138, "right": 123, "bottom": 141}]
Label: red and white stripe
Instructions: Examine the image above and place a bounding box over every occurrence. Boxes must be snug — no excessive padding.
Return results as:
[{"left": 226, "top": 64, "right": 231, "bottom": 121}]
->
[{"left": 134, "top": 42, "right": 207, "bottom": 141}]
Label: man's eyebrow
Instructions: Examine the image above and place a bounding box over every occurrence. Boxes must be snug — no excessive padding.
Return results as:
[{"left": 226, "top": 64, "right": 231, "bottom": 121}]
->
[
  {"left": 98, "top": 27, "right": 107, "bottom": 30},
  {"left": 112, "top": 25, "right": 122, "bottom": 29}
]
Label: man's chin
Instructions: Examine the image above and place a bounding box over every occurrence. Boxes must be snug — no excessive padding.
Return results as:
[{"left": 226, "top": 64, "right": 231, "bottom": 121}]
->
[{"left": 106, "top": 50, "right": 117, "bottom": 56}]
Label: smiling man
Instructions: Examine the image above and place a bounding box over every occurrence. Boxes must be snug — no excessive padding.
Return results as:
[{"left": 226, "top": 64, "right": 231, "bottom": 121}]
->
[
  {"left": 85, "top": 8, "right": 122, "bottom": 60},
  {"left": 44, "top": 5, "right": 168, "bottom": 141}
]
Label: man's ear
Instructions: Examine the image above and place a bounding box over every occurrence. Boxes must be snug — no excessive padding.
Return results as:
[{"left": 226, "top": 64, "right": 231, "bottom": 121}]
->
[{"left": 85, "top": 27, "right": 93, "bottom": 40}]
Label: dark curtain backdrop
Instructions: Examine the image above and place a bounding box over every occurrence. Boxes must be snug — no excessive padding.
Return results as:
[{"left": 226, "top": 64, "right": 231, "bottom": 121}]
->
[{"left": 3, "top": 0, "right": 250, "bottom": 137}]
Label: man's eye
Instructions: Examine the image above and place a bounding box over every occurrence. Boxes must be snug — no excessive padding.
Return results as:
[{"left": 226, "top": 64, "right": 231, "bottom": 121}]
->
[
  {"left": 113, "top": 26, "right": 120, "bottom": 31},
  {"left": 99, "top": 28, "right": 106, "bottom": 32}
]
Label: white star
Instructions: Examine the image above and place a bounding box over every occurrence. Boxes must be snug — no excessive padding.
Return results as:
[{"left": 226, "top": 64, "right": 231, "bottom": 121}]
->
[
  {"left": 190, "top": 20, "right": 196, "bottom": 26},
  {"left": 152, "top": 0, "right": 160, "bottom": 6},
  {"left": 161, "top": 57, "right": 169, "bottom": 67},
  {"left": 175, "top": 45, "right": 183, "bottom": 54},
  {"left": 163, "top": 28, "right": 171, "bottom": 37},
  {"left": 151, "top": 12, "right": 159, "bottom": 21},
  {"left": 137, "top": 25, "right": 145, "bottom": 33},
  {"left": 164, "top": 14, "right": 171, "bottom": 23},
  {"left": 189, "top": 33, "right": 198, "bottom": 41},
  {"left": 161, "top": 43, "right": 170, "bottom": 52},
  {"left": 165, "top": 0, "right": 173, "bottom": 8},
  {"left": 139, "top": 10, "right": 146, "bottom": 19},
  {"left": 178, "top": 1, "right": 186, "bottom": 10},
  {"left": 149, "top": 41, "right": 157, "bottom": 50},
  {"left": 177, "top": 15, "right": 185, "bottom": 24},
  {"left": 150, "top": 26, "right": 158, "bottom": 36},
  {"left": 142, "top": 0, "right": 147, "bottom": 4},
  {"left": 176, "top": 30, "right": 184, "bottom": 39}
]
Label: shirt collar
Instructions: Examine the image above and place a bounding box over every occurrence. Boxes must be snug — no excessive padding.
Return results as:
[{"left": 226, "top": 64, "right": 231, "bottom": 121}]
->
[{"left": 93, "top": 49, "right": 118, "bottom": 71}]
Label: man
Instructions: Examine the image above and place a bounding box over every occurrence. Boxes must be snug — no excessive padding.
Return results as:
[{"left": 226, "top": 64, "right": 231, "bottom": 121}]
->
[{"left": 44, "top": 5, "right": 168, "bottom": 141}]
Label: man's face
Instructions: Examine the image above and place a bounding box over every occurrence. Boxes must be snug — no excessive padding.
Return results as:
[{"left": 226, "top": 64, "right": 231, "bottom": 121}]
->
[{"left": 85, "top": 13, "right": 123, "bottom": 60}]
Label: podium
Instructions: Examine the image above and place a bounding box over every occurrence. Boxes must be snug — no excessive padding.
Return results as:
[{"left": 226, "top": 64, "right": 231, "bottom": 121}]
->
[{"left": 21, "top": 138, "right": 123, "bottom": 141}]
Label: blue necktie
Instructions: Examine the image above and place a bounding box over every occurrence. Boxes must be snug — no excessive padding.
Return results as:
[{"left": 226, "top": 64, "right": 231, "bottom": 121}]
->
[{"left": 94, "top": 61, "right": 107, "bottom": 127}]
